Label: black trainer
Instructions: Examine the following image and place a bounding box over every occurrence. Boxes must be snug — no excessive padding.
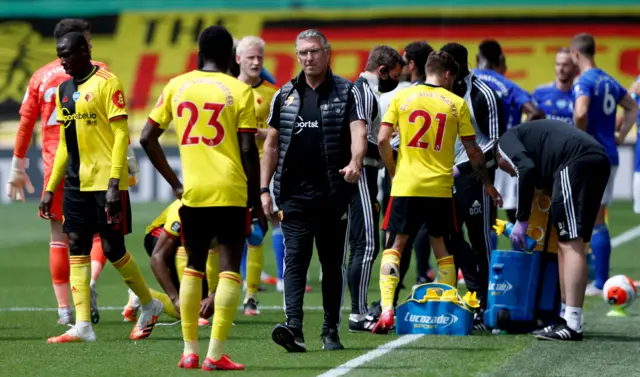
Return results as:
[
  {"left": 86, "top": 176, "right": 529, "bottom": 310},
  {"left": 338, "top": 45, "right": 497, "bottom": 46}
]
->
[
  {"left": 272, "top": 323, "right": 306, "bottom": 352},
  {"left": 531, "top": 317, "right": 566, "bottom": 336},
  {"left": 321, "top": 329, "right": 344, "bottom": 350},
  {"left": 243, "top": 298, "right": 260, "bottom": 316},
  {"left": 368, "top": 300, "right": 382, "bottom": 320},
  {"left": 349, "top": 314, "right": 377, "bottom": 333},
  {"left": 473, "top": 309, "right": 488, "bottom": 332},
  {"left": 534, "top": 323, "right": 583, "bottom": 341}
]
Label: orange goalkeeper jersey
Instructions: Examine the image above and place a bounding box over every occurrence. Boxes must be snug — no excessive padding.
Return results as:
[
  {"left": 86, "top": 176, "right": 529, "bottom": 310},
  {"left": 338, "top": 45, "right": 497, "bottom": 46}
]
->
[{"left": 15, "top": 59, "right": 108, "bottom": 159}]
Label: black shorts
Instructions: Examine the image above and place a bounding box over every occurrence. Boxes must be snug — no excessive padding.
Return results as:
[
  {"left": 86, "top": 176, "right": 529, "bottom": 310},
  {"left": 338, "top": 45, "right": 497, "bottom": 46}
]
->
[
  {"left": 62, "top": 190, "right": 132, "bottom": 235},
  {"left": 179, "top": 205, "right": 250, "bottom": 253},
  {"left": 382, "top": 196, "right": 456, "bottom": 238},
  {"left": 551, "top": 154, "right": 610, "bottom": 242}
]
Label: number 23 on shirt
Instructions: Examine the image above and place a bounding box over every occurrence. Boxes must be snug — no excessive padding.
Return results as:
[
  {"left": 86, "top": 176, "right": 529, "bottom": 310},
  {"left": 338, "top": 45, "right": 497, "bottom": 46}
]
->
[{"left": 147, "top": 71, "right": 257, "bottom": 207}]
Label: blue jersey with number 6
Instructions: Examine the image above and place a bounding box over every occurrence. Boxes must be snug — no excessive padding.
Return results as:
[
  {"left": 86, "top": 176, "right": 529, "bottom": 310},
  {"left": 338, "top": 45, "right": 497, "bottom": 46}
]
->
[{"left": 572, "top": 68, "right": 626, "bottom": 165}]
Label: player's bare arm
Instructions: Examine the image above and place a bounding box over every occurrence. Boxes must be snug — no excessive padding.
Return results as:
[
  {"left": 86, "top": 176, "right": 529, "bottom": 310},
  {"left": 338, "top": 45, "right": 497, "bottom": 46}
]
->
[
  {"left": 239, "top": 131, "right": 267, "bottom": 231},
  {"left": 615, "top": 93, "right": 639, "bottom": 144},
  {"left": 150, "top": 233, "right": 181, "bottom": 317},
  {"left": 260, "top": 127, "right": 279, "bottom": 218},
  {"left": 573, "top": 96, "right": 590, "bottom": 131},
  {"left": 462, "top": 137, "right": 503, "bottom": 207},
  {"left": 340, "top": 119, "right": 366, "bottom": 183},
  {"left": 140, "top": 122, "right": 184, "bottom": 199},
  {"left": 377, "top": 123, "right": 396, "bottom": 178},
  {"left": 255, "top": 128, "right": 269, "bottom": 141},
  {"left": 522, "top": 101, "right": 546, "bottom": 121}
]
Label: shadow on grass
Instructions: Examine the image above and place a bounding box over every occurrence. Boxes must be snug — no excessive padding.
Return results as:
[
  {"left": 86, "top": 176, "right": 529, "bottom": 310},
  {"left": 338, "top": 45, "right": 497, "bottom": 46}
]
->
[{"left": 583, "top": 332, "right": 639, "bottom": 342}]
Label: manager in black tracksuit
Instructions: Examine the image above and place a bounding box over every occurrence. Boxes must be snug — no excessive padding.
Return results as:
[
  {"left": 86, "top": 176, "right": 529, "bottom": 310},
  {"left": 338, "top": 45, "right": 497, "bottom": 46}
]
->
[
  {"left": 440, "top": 43, "right": 506, "bottom": 327},
  {"left": 260, "top": 30, "right": 366, "bottom": 352}
]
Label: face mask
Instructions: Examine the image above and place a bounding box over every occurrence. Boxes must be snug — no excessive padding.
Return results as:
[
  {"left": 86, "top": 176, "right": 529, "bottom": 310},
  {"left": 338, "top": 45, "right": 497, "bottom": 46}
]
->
[{"left": 379, "top": 76, "right": 399, "bottom": 93}]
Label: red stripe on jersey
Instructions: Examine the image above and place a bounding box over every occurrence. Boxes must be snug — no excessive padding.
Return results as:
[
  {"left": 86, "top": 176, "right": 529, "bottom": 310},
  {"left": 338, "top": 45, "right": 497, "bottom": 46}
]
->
[
  {"left": 95, "top": 70, "right": 112, "bottom": 79},
  {"left": 148, "top": 117, "right": 160, "bottom": 127},
  {"left": 382, "top": 197, "right": 394, "bottom": 231},
  {"left": 451, "top": 197, "right": 459, "bottom": 233},
  {"left": 120, "top": 191, "right": 128, "bottom": 235},
  {"left": 150, "top": 227, "right": 163, "bottom": 238},
  {"left": 238, "top": 128, "right": 258, "bottom": 133},
  {"left": 109, "top": 115, "right": 128, "bottom": 122},
  {"left": 461, "top": 135, "right": 476, "bottom": 141},
  {"left": 381, "top": 123, "right": 394, "bottom": 127},
  {"left": 162, "top": 228, "right": 179, "bottom": 240}
]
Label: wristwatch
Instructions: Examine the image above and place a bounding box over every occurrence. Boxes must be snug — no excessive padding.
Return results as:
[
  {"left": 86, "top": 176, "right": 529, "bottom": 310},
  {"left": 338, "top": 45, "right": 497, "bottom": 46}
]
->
[{"left": 260, "top": 187, "right": 270, "bottom": 194}]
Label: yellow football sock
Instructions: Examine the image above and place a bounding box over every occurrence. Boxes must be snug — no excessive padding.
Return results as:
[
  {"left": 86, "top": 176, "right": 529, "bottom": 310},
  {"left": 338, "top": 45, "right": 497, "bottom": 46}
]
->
[
  {"left": 150, "top": 288, "right": 179, "bottom": 319},
  {"left": 181, "top": 268, "right": 204, "bottom": 355},
  {"left": 207, "top": 271, "right": 242, "bottom": 361},
  {"left": 70, "top": 255, "right": 91, "bottom": 323},
  {"left": 379, "top": 249, "right": 401, "bottom": 312},
  {"left": 244, "top": 244, "right": 263, "bottom": 302},
  {"left": 176, "top": 247, "right": 188, "bottom": 283},
  {"left": 436, "top": 255, "right": 456, "bottom": 287},
  {"left": 206, "top": 248, "right": 219, "bottom": 296},
  {"left": 112, "top": 251, "right": 152, "bottom": 306}
]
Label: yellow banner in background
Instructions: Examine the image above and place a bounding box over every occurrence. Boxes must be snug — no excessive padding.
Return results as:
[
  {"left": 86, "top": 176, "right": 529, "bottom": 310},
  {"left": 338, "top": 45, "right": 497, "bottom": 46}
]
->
[{"left": 1, "top": 9, "right": 640, "bottom": 139}]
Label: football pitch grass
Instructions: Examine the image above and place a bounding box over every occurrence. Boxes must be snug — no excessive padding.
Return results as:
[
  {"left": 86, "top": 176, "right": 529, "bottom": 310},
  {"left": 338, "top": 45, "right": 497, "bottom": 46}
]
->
[{"left": 0, "top": 201, "right": 639, "bottom": 377}]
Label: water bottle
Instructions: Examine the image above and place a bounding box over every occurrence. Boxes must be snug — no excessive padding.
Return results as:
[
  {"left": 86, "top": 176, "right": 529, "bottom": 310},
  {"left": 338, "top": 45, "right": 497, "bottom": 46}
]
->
[
  {"left": 496, "top": 219, "right": 537, "bottom": 251},
  {"left": 247, "top": 218, "right": 264, "bottom": 246}
]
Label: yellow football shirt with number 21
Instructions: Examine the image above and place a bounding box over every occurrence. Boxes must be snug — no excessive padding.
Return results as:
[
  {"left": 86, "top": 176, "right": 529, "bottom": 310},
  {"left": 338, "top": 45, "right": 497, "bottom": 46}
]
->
[
  {"left": 148, "top": 71, "right": 257, "bottom": 207},
  {"left": 382, "top": 84, "right": 476, "bottom": 198}
]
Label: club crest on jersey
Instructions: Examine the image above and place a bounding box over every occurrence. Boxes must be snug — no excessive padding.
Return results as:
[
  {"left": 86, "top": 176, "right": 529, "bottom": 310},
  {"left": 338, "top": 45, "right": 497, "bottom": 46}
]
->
[
  {"left": 112, "top": 90, "right": 125, "bottom": 109},
  {"left": 171, "top": 221, "right": 181, "bottom": 234},
  {"left": 72, "top": 92, "right": 80, "bottom": 102},
  {"left": 85, "top": 92, "right": 93, "bottom": 102},
  {"left": 556, "top": 99, "right": 567, "bottom": 109}
]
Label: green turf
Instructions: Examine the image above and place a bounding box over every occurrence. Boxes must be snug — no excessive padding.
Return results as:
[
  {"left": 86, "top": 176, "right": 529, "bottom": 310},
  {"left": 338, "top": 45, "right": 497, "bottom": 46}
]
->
[{"left": 0, "top": 201, "right": 638, "bottom": 376}]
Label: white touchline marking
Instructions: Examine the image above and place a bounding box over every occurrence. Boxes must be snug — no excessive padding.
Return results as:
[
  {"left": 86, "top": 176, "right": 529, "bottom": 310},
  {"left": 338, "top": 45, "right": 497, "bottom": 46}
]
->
[
  {"left": 317, "top": 335, "right": 424, "bottom": 377},
  {"left": 611, "top": 224, "right": 640, "bottom": 248},
  {"left": 317, "top": 224, "right": 640, "bottom": 377},
  {"left": 0, "top": 305, "right": 347, "bottom": 313}
]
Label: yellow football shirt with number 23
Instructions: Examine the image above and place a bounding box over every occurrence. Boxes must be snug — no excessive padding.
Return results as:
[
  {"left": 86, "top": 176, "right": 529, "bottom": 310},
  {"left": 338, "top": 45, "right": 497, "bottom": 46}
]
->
[
  {"left": 148, "top": 71, "right": 257, "bottom": 207},
  {"left": 383, "top": 84, "right": 476, "bottom": 198}
]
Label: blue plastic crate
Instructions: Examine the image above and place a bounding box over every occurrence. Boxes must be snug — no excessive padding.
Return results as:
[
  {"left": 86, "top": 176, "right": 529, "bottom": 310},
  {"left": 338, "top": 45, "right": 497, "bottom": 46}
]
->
[
  {"left": 484, "top": 249, "right": 542, "bottom": 328},
  {"left": 396, "top": 283, "right": 474, "bottom": 336}
]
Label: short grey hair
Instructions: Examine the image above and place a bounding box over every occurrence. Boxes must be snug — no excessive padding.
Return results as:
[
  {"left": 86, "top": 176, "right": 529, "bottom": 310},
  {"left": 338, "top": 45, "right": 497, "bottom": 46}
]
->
[{"left": 295, "top": 29, "right": 329, "bottom": 51}]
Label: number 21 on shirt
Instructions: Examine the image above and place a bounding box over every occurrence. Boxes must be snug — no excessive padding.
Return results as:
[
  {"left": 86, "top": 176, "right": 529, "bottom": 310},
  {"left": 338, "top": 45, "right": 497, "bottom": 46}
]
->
[
  {"left": 177, "top": 101, "right": 226, "bottom": 146},
  {"left": 407, "top": 110, "right": 447, "bottom": 151}
]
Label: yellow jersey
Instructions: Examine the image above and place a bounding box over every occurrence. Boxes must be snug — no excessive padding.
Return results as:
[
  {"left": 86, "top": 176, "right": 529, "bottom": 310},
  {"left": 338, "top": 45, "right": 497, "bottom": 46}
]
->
[
  {"left": 382, "top": 84, "right": 475, "bottom": 198},
  {"left": 148, "top": 71, "right": 257, "bottom": 207},
  {"left": 252, "top": 80, "right": 277, "bottom": 159},
  {"left": 48, "top": 66, "right": 129, "bottom": 192},
  {"left": 146, "top": 200, "right": 182, "bottom": 239}
]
